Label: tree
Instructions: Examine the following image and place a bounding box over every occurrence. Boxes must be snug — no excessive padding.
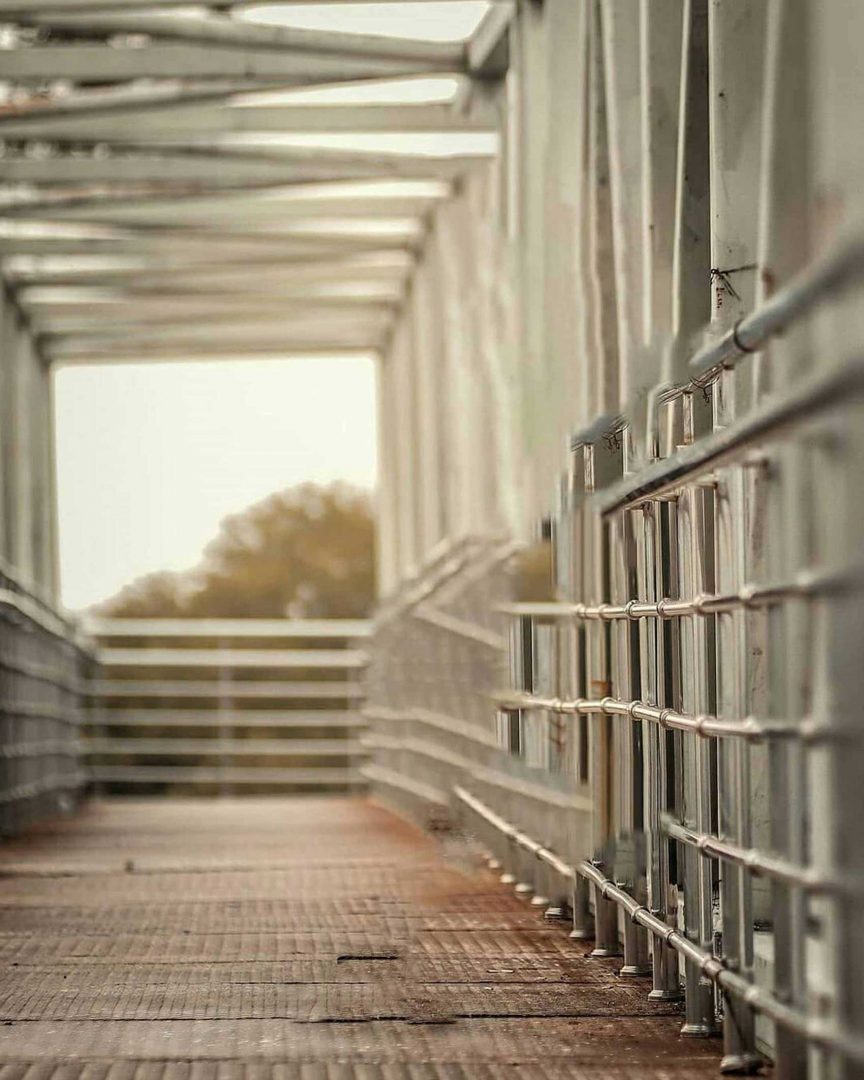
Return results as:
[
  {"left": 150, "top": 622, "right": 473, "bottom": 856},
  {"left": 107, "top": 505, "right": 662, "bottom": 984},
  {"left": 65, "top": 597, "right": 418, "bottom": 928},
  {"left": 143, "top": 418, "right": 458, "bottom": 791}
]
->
[
  {"left": 96, "top": 482, "right": 375, "bottom": 618},
  {"left": 511, "top": 539, "right": 555, "bottom": 601}
]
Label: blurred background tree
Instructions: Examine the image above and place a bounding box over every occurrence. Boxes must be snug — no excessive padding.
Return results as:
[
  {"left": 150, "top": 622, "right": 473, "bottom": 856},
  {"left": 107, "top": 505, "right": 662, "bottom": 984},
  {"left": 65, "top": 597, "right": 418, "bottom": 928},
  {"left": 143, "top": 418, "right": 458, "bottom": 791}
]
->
[
  {"left": 95, "top": 481, "right": 375, "bottom": 618},
  {"left": 510, "top": 540, "right": 555, "bottom": 601}
]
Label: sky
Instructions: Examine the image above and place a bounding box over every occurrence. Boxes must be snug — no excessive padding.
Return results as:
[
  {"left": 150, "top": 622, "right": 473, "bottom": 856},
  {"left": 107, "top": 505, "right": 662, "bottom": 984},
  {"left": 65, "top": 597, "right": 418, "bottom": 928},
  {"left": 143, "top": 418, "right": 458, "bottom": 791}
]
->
[
  {"left": 53, "top": 2, "right": 490, "bottom": 612},
  {"left": 55, "top": 357, "right": 378, "bottom": 610}
]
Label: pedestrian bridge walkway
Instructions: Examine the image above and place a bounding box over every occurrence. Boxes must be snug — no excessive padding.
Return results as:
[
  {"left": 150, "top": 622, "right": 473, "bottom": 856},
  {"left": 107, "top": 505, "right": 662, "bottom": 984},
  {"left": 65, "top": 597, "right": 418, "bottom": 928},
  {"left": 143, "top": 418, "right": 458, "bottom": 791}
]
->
[
  {"left": 0, "top": 797, "right": 719, "bottom": 1078},
  {"left": 3, "top": 0, "right": 864, "bottom": 1073}
]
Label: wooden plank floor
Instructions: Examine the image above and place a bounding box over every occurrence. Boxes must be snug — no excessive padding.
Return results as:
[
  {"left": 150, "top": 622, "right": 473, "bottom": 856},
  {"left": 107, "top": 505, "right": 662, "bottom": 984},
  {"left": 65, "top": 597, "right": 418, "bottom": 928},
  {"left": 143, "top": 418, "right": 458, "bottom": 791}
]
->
[{"left": 0, "top": 797, "right": 725, "bottom": 1077}]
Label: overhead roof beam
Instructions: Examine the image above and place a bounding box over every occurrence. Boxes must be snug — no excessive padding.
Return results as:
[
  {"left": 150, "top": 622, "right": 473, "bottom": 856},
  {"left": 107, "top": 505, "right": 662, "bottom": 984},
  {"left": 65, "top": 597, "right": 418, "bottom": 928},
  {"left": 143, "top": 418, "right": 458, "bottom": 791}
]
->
[
  {"left": 45, "top": 332, "right": 384, "bottom": 363},
  {"left": 9, "top": 263, "right": 409, "bottom": 287},
  {"left": 0, "top": 143, "right": 488, "bottom": 174},
  {"left": 21, "top": 291, "right": 406, "bottom": 312},
  {"left": 42, "top": 331, "right": 381, "bottom": 354},
  {"left": 28, "top": 297, "right": 397, "bottom": 326},
  {"left": 15, "top": 13, "right": 469, "bottom": 68},
  {"left": 10, "top": 266, "right": 409, "bottom": 291},
  {"left": 0, "top": 79, "right": 308, "bottom": 127},
  {"left": 0, "top": 164, "right": 448, "bottom": 223},
  {"left": 1, "top": 43, "right": 464, "bottom": 85},
  {"left": 0, "top": 101, "right": 493, "bottom": 142},
  {"left": 0, "top": 229, "right": 417, "bottom": 261},
  {"left": 6, "top": 248, "right": 414, "bottom": 276},
  {"left": 43, "top": 310, "right": 387, "bottom": 340},
  {"left": 21, "top": 287, "right": 404, "bottom": 309},
  {"left": 39, "top": 318, "right": 391, "bottom": 339},
  {"left": 12, "top": 250, "right": 414, "bottom": 276},
  {"left": 0, "top": 149, "right": 488, "bottom": 222},
  {"left": 0, "top": 7, "right": 506, "bottom": 368},
  {"left": 0, "top": 71, "right": 477, "bottom": 128},
  {"left": 0, "top": 154, "right": 462, "bottom": 188},
  {"left": 0, "top": 0, "right": 510, "bottom": 10},
  {"left": 1, "top": 212, "right": 426, "bottom": 247},
  {"left": 47, "top": 347, "right": 378, "bottom": 369}
]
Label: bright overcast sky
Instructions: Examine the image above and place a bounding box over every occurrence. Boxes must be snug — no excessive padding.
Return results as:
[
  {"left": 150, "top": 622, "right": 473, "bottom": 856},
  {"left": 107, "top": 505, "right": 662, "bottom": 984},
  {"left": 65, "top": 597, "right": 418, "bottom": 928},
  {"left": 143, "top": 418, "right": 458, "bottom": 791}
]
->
[
  {"left": 55, "top": 357, "right": 378, "bottom": 611},
  {"left": 53, "top": 2, "right": 490, "bottom": 612}
]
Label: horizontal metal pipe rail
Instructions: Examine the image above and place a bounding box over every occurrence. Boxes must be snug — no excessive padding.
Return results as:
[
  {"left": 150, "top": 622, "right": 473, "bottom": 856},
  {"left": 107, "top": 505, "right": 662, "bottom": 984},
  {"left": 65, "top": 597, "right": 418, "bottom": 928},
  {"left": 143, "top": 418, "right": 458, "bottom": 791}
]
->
[
  {"left": 661, "top": 817, "right": 864, "bottom": 899},
  {"left": 600, "top": 352, "right": 864, "bottom": 516},
  {"left": 0, "top": 739, "right": 83, "bottom": 758},
  {"left": 494, "top": 691, "right": 832, "bottom": 744},
  {"left": 688, "top": 234, "right": 864, "bottom": 382},
  {"left": 0, "top": 587, "right": 80, "bottom": 641},
  {"left": 87, "top": 618, "right": 370, "bottom": 793},
  {"left": 454, "top": 785, "right": 864, "bottom": 1069},
  {"left": 498, "top": 564, "right": 857, "bottom": 622},
  {"left": 90, "top": 679, "right": 365, "bottom": 699},
  {"left": 494, "top": 683, "right": 859, "bottom": 894}
]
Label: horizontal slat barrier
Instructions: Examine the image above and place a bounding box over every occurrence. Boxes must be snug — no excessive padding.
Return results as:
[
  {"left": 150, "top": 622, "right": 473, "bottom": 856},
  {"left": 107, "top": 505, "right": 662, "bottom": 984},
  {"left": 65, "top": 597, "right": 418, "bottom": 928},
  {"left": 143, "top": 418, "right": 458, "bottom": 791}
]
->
[
  {"left": 98, "top": 648, "right": 367, "bottom": 668},
  {"left": 98, "top": 709, "right": 365, "bottom": 728},
  {"left": 90, "top": 680, "right": 365, "bottom": 699},
  {"left": 88, "top": 738, "right": 366, "bottom": 756},
  {"left": 85, "top": 617, "right": 373, "bottom": 638},
  {"left": 90, "top": 767, "right": 360, "bottom": 786},
  {"left": 86, "top": 618, "right": 370, "bottom": 795}
]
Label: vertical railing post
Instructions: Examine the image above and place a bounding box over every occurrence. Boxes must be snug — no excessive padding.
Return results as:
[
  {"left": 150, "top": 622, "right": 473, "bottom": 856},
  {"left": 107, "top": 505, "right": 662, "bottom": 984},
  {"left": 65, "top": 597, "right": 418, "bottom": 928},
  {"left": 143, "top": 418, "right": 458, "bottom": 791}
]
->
[
  {"left": 674, "top": 439, "right": 715, "bottom": 1037},
  {"left": 217, "top": 637, "right": 230, "bottom": 799},
  {"left": 591, "top": 875, "right": 620, "bottom": 958},
  {"left": 570, "top": 873, "right": 594, "bottom": 941}
]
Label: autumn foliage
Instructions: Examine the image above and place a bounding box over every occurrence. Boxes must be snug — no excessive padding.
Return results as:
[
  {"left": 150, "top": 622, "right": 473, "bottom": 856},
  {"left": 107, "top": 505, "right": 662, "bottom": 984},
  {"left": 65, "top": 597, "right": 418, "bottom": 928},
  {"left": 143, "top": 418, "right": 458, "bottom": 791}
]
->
[{"left": 96, "top": 482, "right": 375, "bottom": 619}]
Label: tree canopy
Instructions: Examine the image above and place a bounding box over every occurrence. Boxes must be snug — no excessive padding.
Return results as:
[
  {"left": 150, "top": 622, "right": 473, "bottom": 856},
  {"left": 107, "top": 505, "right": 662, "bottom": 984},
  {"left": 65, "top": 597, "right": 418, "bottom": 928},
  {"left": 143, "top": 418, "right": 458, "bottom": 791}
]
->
[{"left": 96, "top": 482, "right": 375, "bottom": 619}]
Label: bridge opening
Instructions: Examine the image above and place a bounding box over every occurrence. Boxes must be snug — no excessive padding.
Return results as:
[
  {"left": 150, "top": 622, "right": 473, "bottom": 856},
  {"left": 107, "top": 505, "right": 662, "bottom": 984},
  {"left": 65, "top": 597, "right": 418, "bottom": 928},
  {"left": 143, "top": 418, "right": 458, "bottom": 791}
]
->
[{"left": 53, "top": 354, "right": 378, "bottom": 611}]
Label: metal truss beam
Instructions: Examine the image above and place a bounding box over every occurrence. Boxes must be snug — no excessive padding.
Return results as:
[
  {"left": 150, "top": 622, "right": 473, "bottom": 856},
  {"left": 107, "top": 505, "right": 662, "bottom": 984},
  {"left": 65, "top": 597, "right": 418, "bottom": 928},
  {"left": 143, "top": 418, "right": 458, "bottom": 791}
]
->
[
  {"left": 31, "top": 300, "right": 397, "bottom": 334},
  {"left": 15, "top": 274, "right": 406, "bottom": 297},
  {"left": 47, "top": 341, "right": 379, "bottom": 364},
  {"left": 468, "top": 1, "right": 515, "bottom": 77},
  {"left": 0, "top": 0, "right": 511, "bottom": 11},
  {"left": 15, "top": 13, "right": 468, "bottom": 68},
  {"left": 0, "top": 168, "right": 448, "bottom": 228},
  {"left": 1, "top": 43, "right": 463, "bottom": 85},
  {"left": 0, "top": 226, "right": 417, "bottom": 260},
  {"left": 0, "top": 102, "right": 494, "bottom": 142},
  {"left": 47, "top": 326, "right": 383, "bottom": 351},
  {"left": 0, "top": 155, "right": 461, "bottom": 189},
  {"left": 9, "top": 259, "right": 412, "bottom": 291},
  {"left": 0, "top": 0, "right": 508, "bottom": 377},
  {"left": 0, "top": 80, "right": 298, "bottom": 128},
  {"left": 0, "top": 151, "right": 487, "bottom": 224},
  {"left": 1, "top": 208, "right": 427, "bottom": 245},
  {"left": 45, "top": 309, "right": 386, "bottom": 342}
]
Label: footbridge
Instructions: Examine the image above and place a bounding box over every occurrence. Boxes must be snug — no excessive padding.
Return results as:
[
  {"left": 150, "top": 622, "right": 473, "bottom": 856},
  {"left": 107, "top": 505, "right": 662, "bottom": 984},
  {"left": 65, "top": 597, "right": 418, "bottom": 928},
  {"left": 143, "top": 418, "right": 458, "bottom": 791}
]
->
[{"left": 1, "top": 1, "right": 864, "bottom": 1077}]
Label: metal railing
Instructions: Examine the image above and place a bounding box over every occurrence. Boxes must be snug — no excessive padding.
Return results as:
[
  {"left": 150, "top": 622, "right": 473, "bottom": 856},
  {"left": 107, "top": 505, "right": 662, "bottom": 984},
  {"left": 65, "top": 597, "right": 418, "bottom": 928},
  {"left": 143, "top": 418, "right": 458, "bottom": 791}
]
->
[
  {"left": 85, "top": 618, "right": 371, "bottom": 794},
  {"left": 448, "top": 341, "right": 864, "bottom": 1075},
  {"left": 0, "top": 563, "right": 89, "bottom": 835},
  {"left": 365, "top": 536, "right": 594, "bottom": 857}
]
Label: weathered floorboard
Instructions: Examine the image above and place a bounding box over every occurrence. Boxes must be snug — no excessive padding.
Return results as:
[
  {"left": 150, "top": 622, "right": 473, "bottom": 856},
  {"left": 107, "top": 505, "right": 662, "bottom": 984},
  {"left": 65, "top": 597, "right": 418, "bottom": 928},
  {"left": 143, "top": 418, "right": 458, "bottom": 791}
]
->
[{"left": 0, "top": 798, "right": 724, "bottom": 1076}]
